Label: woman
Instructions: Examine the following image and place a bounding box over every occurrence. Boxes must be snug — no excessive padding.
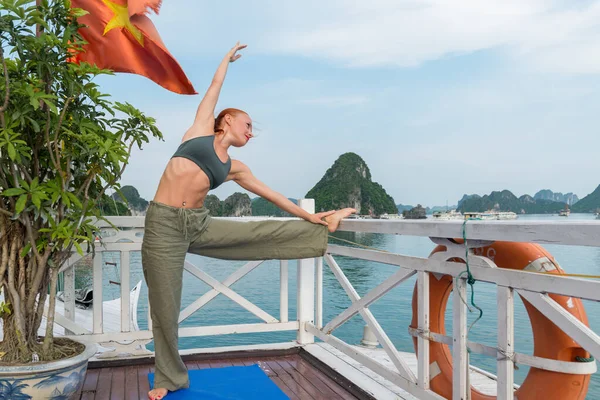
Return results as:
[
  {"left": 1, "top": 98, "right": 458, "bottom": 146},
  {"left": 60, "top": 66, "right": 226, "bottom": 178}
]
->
[{"left": 142, "top": 42, "right": 356, "bottom": 400}]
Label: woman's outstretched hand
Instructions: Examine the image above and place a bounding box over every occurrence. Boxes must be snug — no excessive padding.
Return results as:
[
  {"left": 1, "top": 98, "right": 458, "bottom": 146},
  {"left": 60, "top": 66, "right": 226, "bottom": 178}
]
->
[
  {"left": 229, "top": 42, "right": 247, "bottom": 63},
  {"left": 307, "top": 210, "right": 336, "bottom": 226}
]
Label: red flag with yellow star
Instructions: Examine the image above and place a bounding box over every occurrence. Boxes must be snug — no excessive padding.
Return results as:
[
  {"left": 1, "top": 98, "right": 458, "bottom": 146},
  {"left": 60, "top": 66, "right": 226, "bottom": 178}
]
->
[{"left": 72, "top": 0, "right": 196, "bottom": 95}]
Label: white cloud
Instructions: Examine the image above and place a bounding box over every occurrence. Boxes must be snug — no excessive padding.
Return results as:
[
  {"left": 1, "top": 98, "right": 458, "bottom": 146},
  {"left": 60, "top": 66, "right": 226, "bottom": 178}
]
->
[
  {"left": 298, "top": 95, "right": 369, "bottom": 107},
  {"left": 155, "top": 0, "right": 600, "bottom": 74}
]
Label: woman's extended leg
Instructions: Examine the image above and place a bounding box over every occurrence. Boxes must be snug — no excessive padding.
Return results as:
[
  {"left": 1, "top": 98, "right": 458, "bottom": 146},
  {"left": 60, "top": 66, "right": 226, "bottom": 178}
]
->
[
  {"left": 188, "top": 208, "right": 355, "bottom": 260},
  {"left": 189, "top": 218, "right": 327, "bottom": 260}
]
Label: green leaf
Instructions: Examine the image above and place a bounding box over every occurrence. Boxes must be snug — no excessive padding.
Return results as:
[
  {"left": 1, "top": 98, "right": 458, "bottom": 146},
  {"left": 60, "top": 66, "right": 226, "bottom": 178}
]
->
[
  {"left": 26, "top": 117, "right": 40, "bottom": 133},
  {"left": 7, "top": 143, "right": 16, "bottom": 160},
  {"left": 20, "top": 243, "right": 31, "bottom": 258},
  {"left": 30, "top": 177, "right": 39, "bottom": 190},
  {"left": 31, "top": 193, "right": 41, "bottom": 209},
  {"left": 1, "top": 188, "right": 26, "bottom": 197},
  {"left": 66, "top": 192, "right": 82, "bottom": 208},
  {"left": 15, "top": 194, "right": 27, "bottom": 214},
  {"left": 41, "top": 99, "right": 58, "bottom": 115},
  {"left": 71, "top": 7, "right": 88, "bottom": 18},
  {"left": 73, "top": 241, "right": 83, "bottom": 256}
]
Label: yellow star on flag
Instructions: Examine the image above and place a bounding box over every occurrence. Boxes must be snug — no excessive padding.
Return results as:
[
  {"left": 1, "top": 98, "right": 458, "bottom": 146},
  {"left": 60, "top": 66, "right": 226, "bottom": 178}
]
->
[{"left": 102, "top": 0, "right": 144, "bottom": 46}]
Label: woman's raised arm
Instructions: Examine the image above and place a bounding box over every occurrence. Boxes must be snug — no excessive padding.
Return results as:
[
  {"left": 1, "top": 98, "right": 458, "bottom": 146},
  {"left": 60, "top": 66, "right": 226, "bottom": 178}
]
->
[{"left": 184, "top": 42, "right": 246, "bottom": 139}]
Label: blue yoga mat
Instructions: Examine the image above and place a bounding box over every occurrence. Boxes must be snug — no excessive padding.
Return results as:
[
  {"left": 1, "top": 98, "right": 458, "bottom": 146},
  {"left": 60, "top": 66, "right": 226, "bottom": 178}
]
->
[{"left": 148, "top": 364, "right": 289, "bottom": 399}]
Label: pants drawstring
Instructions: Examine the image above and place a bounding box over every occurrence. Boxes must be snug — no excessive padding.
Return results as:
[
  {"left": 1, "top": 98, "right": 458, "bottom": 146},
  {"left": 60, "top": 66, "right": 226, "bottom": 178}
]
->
[{"left": 178, "top": 208, "right": 191, "bottom": 240}]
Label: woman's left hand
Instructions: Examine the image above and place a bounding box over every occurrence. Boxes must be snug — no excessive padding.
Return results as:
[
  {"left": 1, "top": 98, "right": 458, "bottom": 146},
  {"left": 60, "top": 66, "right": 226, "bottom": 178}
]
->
[{"left": 229, "top": 42, "right": 247, "bottom": 62}]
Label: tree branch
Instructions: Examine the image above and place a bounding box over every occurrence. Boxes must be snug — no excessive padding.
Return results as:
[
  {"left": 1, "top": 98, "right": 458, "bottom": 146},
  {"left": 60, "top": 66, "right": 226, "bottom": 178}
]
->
[
  {"left": 17, "top": 165, "right": 32, "bottom": 184},
  {"left": 75, "top": 171, "right": 96, "bottom": 197},
  {"left": 0, "top": 44, "right": 9, "bottom": 113},
  {"left": 93, "top": 139, "right": 135, "bottom": 204},
  {"left": 43, "top": 109, "right": 59, "bottom": 172},
  {"left": 54, "top": 97, "right": 72, "bottom": 179},
  {"left": 21, "top": 214, "right": 42, "bottom": 263}
]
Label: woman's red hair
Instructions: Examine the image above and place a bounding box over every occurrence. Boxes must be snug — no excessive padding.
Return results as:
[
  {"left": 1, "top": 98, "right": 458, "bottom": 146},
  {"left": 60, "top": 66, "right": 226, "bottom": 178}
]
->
[{"left": 214, "top": 108, "right": 248, "bottom": 133}]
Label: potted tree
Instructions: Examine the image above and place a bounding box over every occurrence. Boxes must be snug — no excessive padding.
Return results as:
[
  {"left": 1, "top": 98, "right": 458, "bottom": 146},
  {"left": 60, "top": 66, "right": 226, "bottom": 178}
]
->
[{"left": 0, "top": 1, "right": 161, "bottom": 398}]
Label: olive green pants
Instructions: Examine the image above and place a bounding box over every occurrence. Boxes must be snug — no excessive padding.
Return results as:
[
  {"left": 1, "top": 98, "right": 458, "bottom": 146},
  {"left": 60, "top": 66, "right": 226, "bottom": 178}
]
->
[{"left": 141, "top": 201, "right": 328, "bottom": 391}]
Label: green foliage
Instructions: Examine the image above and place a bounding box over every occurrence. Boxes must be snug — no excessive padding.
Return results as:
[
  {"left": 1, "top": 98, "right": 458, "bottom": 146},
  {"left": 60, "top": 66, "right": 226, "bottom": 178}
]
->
[
  {"left": 457, "top": 190, "right": 565, "bottom": 214},
  {"left": 306, "top": 152, "right": 396, "bottom": 215},
  {"left": 571, "top": 185, "right": 600, "bottom": 213},
  {"left": 0, "top": 0, "right": 161, "bottom": 360},
  {"left": 251, "top": 197, "right": 296, "bottom": 217}
]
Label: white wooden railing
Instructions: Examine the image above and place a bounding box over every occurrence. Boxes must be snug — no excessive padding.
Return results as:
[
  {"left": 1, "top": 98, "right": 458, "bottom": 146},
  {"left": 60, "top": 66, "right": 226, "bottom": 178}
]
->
[{"left": 54, "top": 201, "right": 600, "bottom": 400}]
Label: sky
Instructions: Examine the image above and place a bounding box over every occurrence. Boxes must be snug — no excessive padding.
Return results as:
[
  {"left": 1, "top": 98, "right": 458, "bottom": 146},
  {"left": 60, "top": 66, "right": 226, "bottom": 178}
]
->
[{"left": 98, "top": 0, "right": 600, "bottom": 207}]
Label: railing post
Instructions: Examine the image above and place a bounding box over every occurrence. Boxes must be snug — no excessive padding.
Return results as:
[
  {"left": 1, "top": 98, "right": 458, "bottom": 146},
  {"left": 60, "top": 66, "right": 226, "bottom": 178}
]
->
[
  {"left": 280, "top": 260, "right": 289, "bottom": 323},
  {"left": 120, "top": 251, "right": 131, "bottom": 332},
  {"left": 417, "top": 270, "right": 430, "bottom": 389},
  {"left": 93, "top": 250, "right": 104, "bottom": 334},
  {"left": 297, "top": 199, "right": 315, "bottom": 344},
  {"left": 453, "top": 276, "right": 468, "bottom": 400},
  {"left": 497, "top": 285, "right": 515, "bottom": 399},
  {"left": 63, "top": 263, "right": 76, "bottom": 335},
  {"left": 316, "top": 257, "right": 323, "bottom": 329}
]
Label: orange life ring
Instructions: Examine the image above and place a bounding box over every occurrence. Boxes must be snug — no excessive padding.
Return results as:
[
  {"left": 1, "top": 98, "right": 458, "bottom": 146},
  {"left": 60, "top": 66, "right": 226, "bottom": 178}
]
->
[{"left": 410, "top": 241, "right": 591, "bottom": 400}]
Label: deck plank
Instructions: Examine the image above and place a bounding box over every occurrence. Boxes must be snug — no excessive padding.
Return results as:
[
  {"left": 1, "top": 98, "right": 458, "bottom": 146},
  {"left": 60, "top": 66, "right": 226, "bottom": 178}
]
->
[
  {"left": 272, "top": 375, "right": 302, "bottom": 400},
  {"left": 125, "top": 365, "right": 139, "bottom": 400},
  {"left": 80, "top": 368, "right": 99, "bottom": 399},
  {"left": 111, "top": 365, "right": 126, "bottom": 399},
  {"left": 277, "top": 358, "right": 331, "bottom": 399},
  {"left": 294, "top": 357, "right": 358, "bottom": 400},
  {"left": 265, "top": 357, "right": 317, "bottom": 399},
  {"left": 137, "top": 365, "right": 151, "bottom": 400},
  {"left": 95, "top": 367, "right": 112, "bottom": 400},
  {"left": 185, "top": 360, "right": 199, "bottom": 370},
  {"left": 208, "top": 359, "right": 233, "bottom": 369},
  {"left": 195, "top": 360, "right": 212, "bottom": 369}
]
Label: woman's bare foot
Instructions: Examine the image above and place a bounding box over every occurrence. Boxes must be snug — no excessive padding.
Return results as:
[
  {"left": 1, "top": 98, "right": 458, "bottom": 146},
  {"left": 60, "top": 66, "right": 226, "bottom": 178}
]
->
[
  {"left": 148, "top": 388, "right": 168, "bottom": 400},
  {"left": 324, "top": 208, "right": 357, "bottom": 232}
]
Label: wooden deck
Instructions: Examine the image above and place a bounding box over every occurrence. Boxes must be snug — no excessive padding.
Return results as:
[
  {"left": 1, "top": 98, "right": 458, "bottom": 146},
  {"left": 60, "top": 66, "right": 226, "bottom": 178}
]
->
[{"left": 76, "top": 352, "right": 364, "bottom": 400}]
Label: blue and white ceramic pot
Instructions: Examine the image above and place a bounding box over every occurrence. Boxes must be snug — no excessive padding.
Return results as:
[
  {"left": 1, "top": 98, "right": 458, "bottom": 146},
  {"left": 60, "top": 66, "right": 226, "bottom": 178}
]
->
[{"left": 0, "top": 340, "right": 97, "bottom": 400}]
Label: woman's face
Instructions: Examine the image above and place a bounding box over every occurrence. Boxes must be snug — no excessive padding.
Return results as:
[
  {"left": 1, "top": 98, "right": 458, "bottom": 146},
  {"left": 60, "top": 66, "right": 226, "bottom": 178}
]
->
[{"left": 229, "top": 113, "right": 253, "bottom": 146}]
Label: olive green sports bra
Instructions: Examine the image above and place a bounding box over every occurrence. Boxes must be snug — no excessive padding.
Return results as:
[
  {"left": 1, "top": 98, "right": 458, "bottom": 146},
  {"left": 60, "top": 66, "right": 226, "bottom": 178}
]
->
[{"left": 172, "top": 135, "right": 231, "bottom": 189}]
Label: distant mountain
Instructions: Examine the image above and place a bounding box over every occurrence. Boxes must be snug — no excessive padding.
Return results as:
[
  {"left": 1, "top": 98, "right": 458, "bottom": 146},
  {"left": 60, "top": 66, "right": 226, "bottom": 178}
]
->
[
  {"left": 204, "top": 194, "right": 222, "bottom": 216},
  {"left": 571, "top": 185, "right": 600, "bottom": 213},
  {"left": 111, "top": 185, "right": 149, "bottom": 215},
  {"left": 203, "top": 193, "right": 252, "bottom": 217},
  {"left": 458, "top": 194, "right": 480, "bottom": 209},
  {"left": 396, "top": 204, "right": 414, "bottom": 213},
  {"left": 457, "top": 190, "right": 565, "bottom": 214},
  {"left": 306, "top": 153, "right": 397, "bottom": 216},
  {"left": 534, "top": 190, "right": 579, "bottom": 205},
  {"left": 403, "top": 204, "right": 427, "bottom": 219},
  {"left": 252, "top": 197, "right": 297, "bottom": 217},
  {"left": 222, "top": 193, "right": 251, "bottom": 217}
]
